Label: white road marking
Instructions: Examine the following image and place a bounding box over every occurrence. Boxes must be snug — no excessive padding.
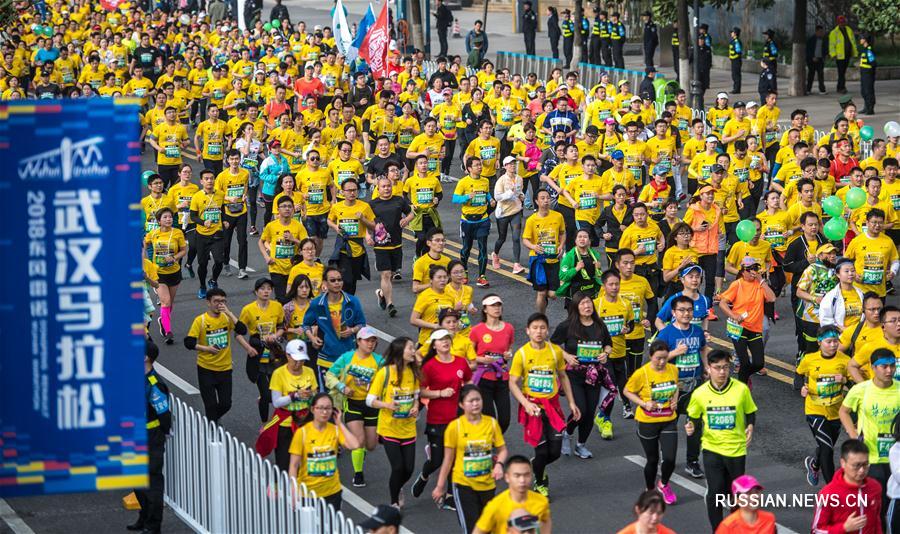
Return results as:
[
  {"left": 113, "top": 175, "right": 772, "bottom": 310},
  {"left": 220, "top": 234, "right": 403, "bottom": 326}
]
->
[
  {"left": 0, "top": 499, "right": 36, "bottom": 534},
  {"left": 624, "top": 455, "right": 800, "bottom": 534},
  {"left": 155, "top": 363, "right": 200, "bottom": 395},
  {"left": 340, "top": 485, "right": 416, "bottom": 534},
  {"left": 227, "top": 259, "right": 256, "bottom": 273},
  {"left": 365, "top": 325, "right": 397, "bottom": 343}
]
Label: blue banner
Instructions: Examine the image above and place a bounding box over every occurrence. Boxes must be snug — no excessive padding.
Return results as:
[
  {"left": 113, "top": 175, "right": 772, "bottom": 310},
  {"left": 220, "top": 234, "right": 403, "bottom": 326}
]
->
[{"left": 0, "top": 99, "right": 147, "bottom": 497}]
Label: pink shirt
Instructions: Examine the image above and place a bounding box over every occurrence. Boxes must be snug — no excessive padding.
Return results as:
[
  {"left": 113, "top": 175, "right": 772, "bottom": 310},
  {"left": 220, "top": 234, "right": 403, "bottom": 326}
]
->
[{"left": 469, "top": 322, "right": 515, "bottom": 381}]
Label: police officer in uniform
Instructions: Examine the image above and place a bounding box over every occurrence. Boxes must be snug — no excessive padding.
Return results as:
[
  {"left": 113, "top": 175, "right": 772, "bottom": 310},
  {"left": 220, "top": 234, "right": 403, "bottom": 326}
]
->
[
  {"left": 757, "top": 60, "right": 777, "bottom": 104},
  {"left": 590, "top": 8, "right": 605, "bottom": 66},
  {"left": 609, "top": 11, "right": 626, "bottom": 69},
  {"left": 561, "top": 9, "right": 575, "bottom": 68},
  {"left": 128, "top": 340, "right": 172, "bottom": 534},
  {"left": 762, "top": 29, "right": 779, "bottom": 74},
  {"left": 859, "top": 34, "right": 876, "bottom": 115},
  {"left": 522, "top": 1, "right": 538, "bottom": 56},
  {"left": 698, "top": 24, "right": 713, "bottom": 93},
  {"left": 641, "top": 11, "right": 659, "bottom": 69},
  {"left": 671, "top": 22, "right": 680, "bottom": 78},
  {"left": 580, "top": 12, "right": 591, "bottom": 58},
  {"left": 600, "top": 10, "right": 612, "bottom": 66},
  {"left": 729, "top": 27, "right": 743, "bottom": 93}
]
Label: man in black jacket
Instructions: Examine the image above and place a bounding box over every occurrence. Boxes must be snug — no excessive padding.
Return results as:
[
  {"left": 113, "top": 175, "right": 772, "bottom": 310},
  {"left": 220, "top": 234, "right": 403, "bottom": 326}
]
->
[
  {"left": 641, "top": 11, "right": 658, "bottom": 69},
  {"left": 522, "top": 1, "right": 538, "bottom": 56},
  {"left": 427, "top": 57, "right": 458, "bottom": 89},
  {"left": 433, "top": 0, "right": 453, "bottom": 58},
  {"left": 639, "top": 67, "right": 657, "bottom": 102},
  {"left": 806, "top": 26, "right": 827, "bottom": 95},
  {"left": 782, "top": 211, "right": 826, "bottom": 375},
  {"left": 269, "top": 0, "right": 289, "bottom": 24}
]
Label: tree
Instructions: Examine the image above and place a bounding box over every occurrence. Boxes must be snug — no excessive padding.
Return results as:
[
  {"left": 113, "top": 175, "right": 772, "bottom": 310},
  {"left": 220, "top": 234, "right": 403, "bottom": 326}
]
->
[
  {"left": 851, "top": 0, "right": 900, "bottom": 48},
  {"left": 790, "top": 0, "right": 807, "bottom": 96},
  {"left": 408, "top": 0, "right": 425, "bottom": 52}
]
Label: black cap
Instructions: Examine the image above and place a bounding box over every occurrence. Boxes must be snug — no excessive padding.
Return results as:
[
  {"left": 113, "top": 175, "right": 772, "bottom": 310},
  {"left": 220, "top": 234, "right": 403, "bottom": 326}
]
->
[
  {"left": 642, "top": 10, "right": 652, "bottom": 17},
  {"left": 640, "top": 91, "right": 652, "bottom": 100},
  {"left": 710, "top": 163, "right": 725, "bottom": 174},
  {"left": 763, "top": 29, "right": 775, "bottom": 36},
  {"left": 585, "top": 125, "right": 599, "bottom": 135},
  {"left": 359, "top": 505, "right": 403, "bottom": 530},
  {"left": 699, "top": 23, "right": 709, "bottom": 30},
  {"left": 733, "top": 101, "right": 746, "bottom": 108},
  {"left": 254, "top": 277, "right": 274, "bottom": 291},
  {"left": 732, "top": 27, "right": 741, "bottom": 36},
  {"left": 646, "top": 66, "right": 657, "bottom": 73}
]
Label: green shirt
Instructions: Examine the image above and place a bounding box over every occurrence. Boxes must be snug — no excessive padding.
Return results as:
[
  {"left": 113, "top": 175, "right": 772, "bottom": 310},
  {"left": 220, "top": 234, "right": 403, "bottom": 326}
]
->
[
  {"left": 842, "top": 380, "right": 900, "bottom": 464},
  {"left": 687, "top": 378, "right": 758, "bottom": 457}
]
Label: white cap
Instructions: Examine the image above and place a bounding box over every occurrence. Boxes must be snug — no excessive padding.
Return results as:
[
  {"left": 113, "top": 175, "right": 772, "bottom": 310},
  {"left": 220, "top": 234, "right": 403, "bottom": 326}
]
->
[
  {"left": 356, "top": 326, "right": 379, "bottom": 340},
  {"left": 716, "top": 92, "right": 729, "bottom": 100},
  {"left": 503, "top": 156, "right": 517, "bottom": 166},
  {"left": 705, "top": 135, "right": 719, "bottom": 143},
  {"left": 630, "top": 95, "right": 642, "bottom": 103},
  {"left": 482, "top": 295, "right": 503, "bottom": 306},
  {"left": 428, "top": 329, "right": 452, "bottom": 343},
  {"left": 746, "top": 100, "right": 759, "bottom": 108},
  {"left": 285, "top": 339, "right": 309, "bottom": 361}
]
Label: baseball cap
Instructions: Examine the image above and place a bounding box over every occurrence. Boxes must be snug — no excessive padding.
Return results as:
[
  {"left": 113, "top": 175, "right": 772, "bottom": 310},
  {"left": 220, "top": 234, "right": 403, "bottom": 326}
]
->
[
  {"left": 254, "top": 277, "right": 274, "bottom": 291},
  {"left": 746, "top": 101, "right": 759, "bottom": 109},
  {"left": 716, "top": 92, "right": 729, "bottom": 100},
  {"left": 680, "top": 263, "right": 703, "bottom": 278},
  {"left": 698, "top": 185, "right": 716, "bottom": 195},
  {"left": 630, "top": 95, "right": 642, "bottom": 103},
  {"left": 604, "top": 117, "right": 616, "bottom": 126},
  {"left": 254, "top": 69, "right": 265, "bottom": 76},
  {"left": 705, "top": 135, "right": 719, "bottom": 143},
  {"left": 611, "top": 150, "right": 625, "bottom": 160},
  {"left": 428, "top": 329, "right": 453, "bottom": 343},
  {"left": 269, "top": 139, "right": 282, "bottom": 148},
  {"left": 585, "top": 125, "right": 599, "bottom": 135},
  {"left": 356, "top": 326, "right": 379, "bottom": 340},
  {"left": 710, "top": 163, "right": 725, "bottom": 174},
  {"left": 816, "top": 243, "right": 836, "bottom": 255},
  {"left": 503, "top": 156, "right": 517, "bottom": 166},
  {"left": 732, "top": 474, "right": 763, "bottom": 495},
  {"left": 482, "top": 295, "right": 503, "bottom": 306},
  {"left": 285, "top": 339, "right": 309, "bottom": 361},
  {"left": 741, "top": 256, "right": 761, "bottom": 268},
  {"left": 652, "top": 165, "right": 668, "bottom": 176},
  {"left": 617, "top": 79, "right": 629, "bottom": 87},
  {"left": 442, "top": 87, "right": 453, "bottom": 94},
  {"left": 360, "top": 505, "right": 403, "bottom": 530},
  {"left": 733, "top": 101, "right": 746, "bottom": 108},
  {"left": 646, "top": 66, "right": 657, "bottom": 73}
]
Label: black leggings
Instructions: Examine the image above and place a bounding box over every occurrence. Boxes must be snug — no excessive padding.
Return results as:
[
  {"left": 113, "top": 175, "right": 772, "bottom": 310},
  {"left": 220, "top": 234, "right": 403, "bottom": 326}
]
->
[
  {"left": 414, "top": 216, "right": 438, "bottom": 258},
  {"left": 532, "top": 411, "right": 563, "bottom": 485},
  {"left": 698, "top": 253, "right": 717, "bottom": 301},
  {"left": 637, "top": 420, "right": 678, "bottom": 490},
  {"left": 381, "top": 437, "right": 416, "bottom": 505},
  {"left": 197, "top": 366, "right": 233, "bottom": 422},
  {"left": 565, "top": 371, "right": 602, "bottom": 443},
  {"left": 625, "top": 338, "right": 645, "bottom": 382},
  {"left": 806, "top": 415, "right": 841, "bottom": 484},
  {"left": 460, "top": 222, "right": 489, "bottom": 277},
  {"left": 604, "top": 358, "right": 629, "bottom": 408},
  {"left": 255, "top": 366, "right": 273, "bottom": 423},
  {"left": 421, "top": 423, "right": 447, "bottom": 479},
  {"left": 452, "top": 483, "right": 495, "bottom": 534},
  {"left": 703, "top": 450, "right": 746, "bottom": 530},
  {"left": 441, "top": 139, "right": 457, "bottom": 176},
  {"left": 478, "top": 379, "right": 510, "bottom": 434},
  {"left": 247, "top": 184, "right": 260, "bottom": 229},
  {"left": 733, "top": 329, "right": 765, "bottom": 383},
  {"left": 274, "top": 425, "right": 294, "bottom": 471},
  {"left": 195, "top": 233, "right": 226, "bottom": 289},
  {"left": 222, "top": 212, "right": 248, "bottom": 270},
  {"left": 676, "top": 391, "right": 702, "bottom": 464}
]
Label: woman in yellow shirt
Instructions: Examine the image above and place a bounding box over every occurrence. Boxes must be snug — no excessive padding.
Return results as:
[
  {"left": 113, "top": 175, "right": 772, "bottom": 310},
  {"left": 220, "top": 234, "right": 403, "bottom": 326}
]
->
[
  {"left": 431, "top": 384, "right": 508, "bottom": 532},
  {"left": 445, "top": 259, "right": 478, "bottom": 337},
  {"left": 661, "top": 222, "right": 698, "bottom": 300},
  {"left": 270, "top": 339, "right": 318, "bottom": 470},
  {"left": 594, "top": 270, "right": 635, "bottom": 418},
  {"left": 143, "top": 207, "right": 187, "bottom": 344},
  {"left": 283, "top": 274, "right": 314, "bottom": 342},
  {"left": 623, "top": 340, "right": 679, "bottom": 504},
  {"left": 410, "top": 265, "right": 455, "bottom": 346},
  {"left": 287, "top": 238, "right": 325, "bottom": 295},
  {"left": 367, "top": 336, "right": 421, "bottom": 507},
  {"left": 288, "top": 391, "right": 360, "bottom": 510}
]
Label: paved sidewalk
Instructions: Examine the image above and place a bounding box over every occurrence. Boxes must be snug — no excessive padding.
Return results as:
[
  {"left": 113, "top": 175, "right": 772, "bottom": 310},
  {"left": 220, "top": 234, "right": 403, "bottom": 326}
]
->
[{"left": 282, "top": 0, "right": 898, "bottom": 130}]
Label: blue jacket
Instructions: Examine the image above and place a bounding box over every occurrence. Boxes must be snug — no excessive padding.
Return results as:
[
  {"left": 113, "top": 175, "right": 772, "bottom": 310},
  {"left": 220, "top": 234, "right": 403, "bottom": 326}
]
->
[
  {"left": 302, "top": 291, "right": 367, "bottom": 362},
  {"left": 259, "top": 154, "right": 290, "bottom": 196}
]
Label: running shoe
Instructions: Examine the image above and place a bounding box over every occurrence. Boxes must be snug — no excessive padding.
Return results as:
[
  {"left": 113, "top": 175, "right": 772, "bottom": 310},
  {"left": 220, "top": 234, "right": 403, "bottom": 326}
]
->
[
  {"left": 185, "top": 265, "right": 195, "bottom": 278},
  {"left": 157, "top": 317, "right": 166, "bottom": 338},
  {"left": 599, "top": 417, "right": 613, "bottom": 440},
  {"left": 388, "top": 304, "right": 398, "bottom": 318},
  {"left": 440, "top": 494, "right": 456, "bottom": 511},
  {"left": 804, "top": 456, "right": 819, "bottom": 486},
  {"left": 237, "top": 269, "right": 248, "bottom": 279},
  {"left": 561, "top": 432, "right": 572, "bottom": 456},
  {"left": 352, "top": 472, "right": 366, "bottom": 487},
  {"left": 165, "top": 332, "right": 175, "bottom": 345},
  {"left": 249, "top": 226, "right": 259, "bottom": 236},
  {"left": 684, "top": 461, "right": 704, "bottom": 479},
  {"left": 208, "top": 279, "right": 219, "bottom": 289},
  {"left": 491, "top": 252, "right": 501, "bottom": 269},
  {"left": 533, "top": 480, "right": 549, "bottom": 497},
  {"left": 657, "top": 481, "right": 677, "bottom": 505},
  {"left": 707, "top": 309, "right": 718, "bottom": 321},
  {"left": 376, "top": 289, "right": 387, "bottom": 310},
  {"left": 476, "top": 275, "right": 489, "bottom": 288},
  {"left": 411, "top": 473, "right": 428, "bottom": 498},
  {"left": 773, "top": 311, "right": 780, "bottom": 321},
  {"left": 622, "top": 404, "right": 635, "bottom": 419},
  {"left": 512, "top": 263, "right": 525, "bottom": 275},
  {"left": 573, "top": 442, "right": 593, "bottom": 459},
  {"left": 222, "top": 265, "right": 233, "bottom": 277},
  {"left": 393, "top": 270, "right": 402, "bottom": 281},
  {"left": 197, "top": 288, "right": 207, "bottom": 299}
]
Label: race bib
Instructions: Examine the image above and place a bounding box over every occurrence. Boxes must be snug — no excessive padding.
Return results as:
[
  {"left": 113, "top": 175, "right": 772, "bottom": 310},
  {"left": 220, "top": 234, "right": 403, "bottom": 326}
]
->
[
  {"left": 339, "top": 218, "right": 359, "bottom": 236},
  {"left": 579, "top": 193, "right": 597, "bottom": 210},
  {"left": 726, "top": 318, "right": 744, "bottom": 341},
  {"left": 227, "top": 184, "right": 245, "bottom": 198},
  {"left": 427, "top": 157, "right": 439, "bottom": 171},
  {"left": 605, "top": 315, "right": 624, "bottom": 337},
  {"left": 206, "top": 327, "right": 229, "bottom": 350},
  {"left": 207, "top": 142, "right": 222, "bottom": 156},
  {"left": 647, "top": 381, "right": 677, "bottom": 417},
  {"left": 765, "top": 131, "right": 776, "bottom": 143},
  {"left": 399, "top": 133, "right": 413, "bottom": 145},
  {"left": 306, "top": 450, "right": 337, "bottom": 477},
  {"left": 540, "top": 241, "right": 557, "bottom": 256},
  {"left": 479, "top": 145, "right": 496, "bottom": 161},
  {"left": 500, "top": 108, "right": 514, "bottom": 122},
  {"left": 392, "top": 393, "right": 415, "bottom": 418},
  {"left": 308, "top": 188, "right": 324, "bottom": 204},
  {"left": 134, "top": 87, "right": 147, "bottom": 97},
  {"left": 443, "top": 117, "right": 456, "bottom": 130},
  {"left": 204, "top": 208, "right": 221, "bottom": 223},
  {"left": 677, "top": 118, "right": 688, "bottom": 131},
  {"left": 715, "top": 117, "right": 727, "bottom": 131},
  {"left": 861, "top": 267, "right": 884, "bottom": 286},
  {"left": 348, "top": 365, "right": 375, "bottom": 387},
  {"left": 638, "top": 237, "right": 656, "bottom": 256},
  {"left": 145, "top": 219, "right": 160, "bottom": 232},
  {"left": 576, "top": 343, "right": 602, "bottom": 364},
  {"left": 526, "top": 368, "right": 554, "bottom": 394},
  {"left": 416, "top": 188, "right": 434, "bottom": 205},
  {"left": 707, "top": 406, "right": 736, "bottom": 430},
  {"left": 763, "top": 230, "right": 784, "bottom": 248},
  {"left": 878, "top": 433, "right": 895, "bottom": 459},
  {"left": 164, "top": 145, "right": 181, "bottom": 159},
  {"left": 462, "top": 441, "right": 492, "bottom": 478},
  {"left": 213, "top": 89, "right": 224, "bottom": 100},
  {"left": 472, "top": 191, "right": 487, "bottom": 207},
  {"left": 599, "top": 110, "right": 612, "bottom": 121},
  {"left": 274, "top": 241, "right": 294, "bottom": 259},
  {"left": 814, "top": 376, "right": 842, "bottom": 406},
  {"left": 735, "top": 168, "right": 749, "bottom": 183},
  {"left": 337, "top": 170, "right": 355, "bottom": 185}
]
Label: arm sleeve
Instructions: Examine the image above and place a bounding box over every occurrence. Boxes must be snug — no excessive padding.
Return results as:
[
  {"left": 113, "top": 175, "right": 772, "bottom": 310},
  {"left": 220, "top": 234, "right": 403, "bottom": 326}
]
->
[
  {"left": 271, "top": 389, "right": 292, "bottom": 408},
  {"left": 234, "top": 321, "right": 248, "bottom": 336}
]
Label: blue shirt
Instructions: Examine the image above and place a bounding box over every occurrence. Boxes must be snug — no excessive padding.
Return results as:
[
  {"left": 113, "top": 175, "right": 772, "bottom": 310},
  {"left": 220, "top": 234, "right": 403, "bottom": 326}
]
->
[
  {"left": 658, "top": 291, "right": 711, "bottom": 327},
  {"left": 35, "top": 47, "right": 60, "bottom": 64},
  {"left": 656, "top": 323, "right": 706, "bottom": 391},
  {"left": 544, "top": 110, "right": 580, "bottom": 136}
]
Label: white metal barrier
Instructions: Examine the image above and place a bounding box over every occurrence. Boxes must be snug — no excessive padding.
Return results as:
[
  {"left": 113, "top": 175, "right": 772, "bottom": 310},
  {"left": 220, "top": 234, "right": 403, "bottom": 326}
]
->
[{"left": 163, "top": 395, "right": 363, "bottom": 534}]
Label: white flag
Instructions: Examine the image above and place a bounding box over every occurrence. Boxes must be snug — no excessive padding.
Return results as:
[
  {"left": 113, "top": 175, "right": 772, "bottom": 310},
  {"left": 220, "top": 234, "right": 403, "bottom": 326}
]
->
[{"left": 332, "top": 0, "right": 353, "bottom": 58}]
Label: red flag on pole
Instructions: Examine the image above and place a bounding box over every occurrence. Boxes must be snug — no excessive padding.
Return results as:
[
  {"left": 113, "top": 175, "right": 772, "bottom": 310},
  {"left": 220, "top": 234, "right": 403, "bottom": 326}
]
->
[
  {"left": 360, "top": 2, "right": 390, "bottom": 79},
  {"left": 100, "top": 0, "right": 122, "bottom": 11}
]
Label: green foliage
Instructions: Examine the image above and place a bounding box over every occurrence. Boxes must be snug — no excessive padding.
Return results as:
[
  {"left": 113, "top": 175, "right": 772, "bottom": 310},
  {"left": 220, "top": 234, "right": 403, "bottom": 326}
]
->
[
  {"left": 850, "top": 0, "right": 900, "bottom": 46},
  {"left": 0, "top": 0, "right": 14, "bottom": 28},
  {"left": 651, "top": 0, "right": 776, "bottom": 25}
]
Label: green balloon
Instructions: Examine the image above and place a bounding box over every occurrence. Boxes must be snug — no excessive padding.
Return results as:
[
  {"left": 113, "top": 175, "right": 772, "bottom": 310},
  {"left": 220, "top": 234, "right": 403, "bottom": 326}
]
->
[
  {"left": 141, "top": 170, "right": 156, "bottom": 187},
  {"left": 845, "top": 187, "right": 866, "bottom": 209},
  {"left": 272, "top": 19, "right": 281, "bottom": 28},
  {"left": 859, "top": 125, "right": 874, "bottom": 141},
  {"left": 43, "top": 26, "right": 53, "bottom": 37},
  {"left": 823, "top": 218, "right": 848, "bottom": 241},
  {"left": 263, "top": 22, "right": 272, "bottom": 32},
  {"left": 735, "top": 219, "right": 756, "bottom": 243},
  {"left": 822, "top": 195, "right": 844, "bottom": 218}
]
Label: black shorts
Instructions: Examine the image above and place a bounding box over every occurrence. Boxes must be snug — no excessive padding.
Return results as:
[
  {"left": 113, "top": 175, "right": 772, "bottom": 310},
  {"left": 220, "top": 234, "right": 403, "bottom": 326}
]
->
[
  {"left": 157, "top": 269, "right": 183, "bottom": 287},
  {"left": 304, "top": 214, "right": 329, "bottom": 239},
  {"left": 533, "top": 261, "right": 560, "bottom": 291},
  {"left": 344, "top": 398, "right": 378, "bottom": 426},
  {"left": 374, "top": 247, "right": 403, "bottom": 272}
]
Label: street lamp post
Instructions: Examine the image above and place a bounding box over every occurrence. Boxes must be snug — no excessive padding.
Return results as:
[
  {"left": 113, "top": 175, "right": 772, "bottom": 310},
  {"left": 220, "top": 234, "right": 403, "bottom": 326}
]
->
[{"left": 690, "top": 0, "right": 703, "bottom": 109}]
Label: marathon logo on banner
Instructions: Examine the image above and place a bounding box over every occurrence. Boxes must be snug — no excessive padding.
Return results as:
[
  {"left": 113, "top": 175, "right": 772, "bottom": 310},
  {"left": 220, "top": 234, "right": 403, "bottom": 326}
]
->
[{"left": 0, "top": 99, "right": 147, "bottom": 497}]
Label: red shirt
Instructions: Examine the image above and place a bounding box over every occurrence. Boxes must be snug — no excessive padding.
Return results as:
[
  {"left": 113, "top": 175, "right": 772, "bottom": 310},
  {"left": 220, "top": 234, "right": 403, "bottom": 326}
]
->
[
  {"left": 421, "top": 356, "right": 472, "bottom": 424},
  {"left": 830, "top": 155, "right": 859, "bottom": 186},
  {"left": 293, "top": 77, "right": 325, "bottom": 100},
  {"left": 469, "top": 322, "right": 515, "bottom": 381}
]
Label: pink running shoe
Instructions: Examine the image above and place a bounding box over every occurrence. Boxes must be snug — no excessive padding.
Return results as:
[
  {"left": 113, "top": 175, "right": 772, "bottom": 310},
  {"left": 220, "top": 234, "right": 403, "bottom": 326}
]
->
[{"left": 657, "top": 480, "right": 677, "bottom": 504}]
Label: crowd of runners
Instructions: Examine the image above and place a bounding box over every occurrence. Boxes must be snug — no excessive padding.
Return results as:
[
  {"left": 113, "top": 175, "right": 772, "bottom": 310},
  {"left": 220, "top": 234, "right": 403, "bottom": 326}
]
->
[{"left": 6, "top": 0, "right": 900, "bottom": 532}]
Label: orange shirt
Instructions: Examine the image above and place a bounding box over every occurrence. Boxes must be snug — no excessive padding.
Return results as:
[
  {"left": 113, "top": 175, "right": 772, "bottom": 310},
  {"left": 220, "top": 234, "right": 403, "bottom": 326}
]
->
[
  {"left": 617, "top": 523, "right": 676, "bottom": 534},
  {"left": 715, "top": 509, "right": 777, "bottom": 534},
  {"left": 720, "top": 278, "right": 768, "bottom": 333}
]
